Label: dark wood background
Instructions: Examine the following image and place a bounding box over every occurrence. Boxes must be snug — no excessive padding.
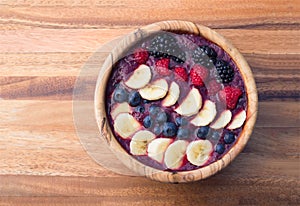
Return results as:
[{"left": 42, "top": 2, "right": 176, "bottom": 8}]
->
[{"left": 0, "top": 0, "right": 299, "bottom": 205}]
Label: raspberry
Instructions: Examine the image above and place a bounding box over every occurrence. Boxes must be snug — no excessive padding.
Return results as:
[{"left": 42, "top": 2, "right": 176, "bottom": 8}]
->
[
  {"left": 207, "top": 80, "right": 222, "bottom": 96},
  {"left": 134, "top": 48, "right": 149, "bottom": 64},
  {"left": 155, "top": 58, "right": 170, "bottom": 75},
  {"left": 174, "top": 67, "right": 188, "bottom": 81},
  {"left": 218, "top": 86, "right": 242, "bottom": 109},
  {"left": 190, "top": 64, "right": 209, "bottom": 86}
]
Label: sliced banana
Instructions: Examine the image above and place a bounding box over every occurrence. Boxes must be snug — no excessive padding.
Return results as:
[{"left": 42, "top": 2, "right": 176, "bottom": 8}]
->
[
  {"left": 111, "top": 102, "right": 131, "bottom": 119},
  {"left": 210, "top": 110, "right": 232, "bottom": 129},
  {"left": 227, "top": 110, "right": 246, "bottom": 130},
  {"left": 186, "top": 140, "right": 213, "bottom": 166},
  {"left": 124, "top": 64, "right": 152, "bottom": 89},
  {"left": 164, "top": 140, "right": 188, "bottom": 169},
  {"left": 130, "top": 130, "right": 156, "bottom": 155},
  {"left": 147, "top": 138, "right": 173, "bottom": 163},
  {"left": 175, "top": 88, "right": 202, "bottom": 116},
  {"left": 162, "top": 82, "right": 180, "bottom": 107},
  {"left": 114, "top": 113, "right": 141, "bottom": 139},
  {"left": 190, "top": 100, "right": 217, "bottom": 126},
  {"left": 139, "top": 79, "right": 168, "bottom": 101}
]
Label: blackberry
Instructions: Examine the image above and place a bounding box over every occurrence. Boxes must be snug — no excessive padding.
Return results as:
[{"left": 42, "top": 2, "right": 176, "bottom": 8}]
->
[
  {"left": 201, "top": 45, "right": 217, "bottom": 58},
  {"left": 170, "top": 48, "right": 186, "bottom": 63},
  {"left": 192, "top": 47, "right": 215, "bottom": 69},
  {"left": 147, "top": 33, "right": 186, "bottom": 63},
  {"left": 215, "top": 59, "right": 234, "bottom": 84}
]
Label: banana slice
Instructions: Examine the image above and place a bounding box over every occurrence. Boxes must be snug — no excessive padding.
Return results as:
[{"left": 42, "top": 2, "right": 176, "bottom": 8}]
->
[
  {"left": 175, "top": 88, "right": 202, "bottom": 116},
  {"left": 111, "top": 102, "right": 131, "bottom": 119},
  {"left": 162, "top": 82, "right": 180, "bottom": 107},
  {"left": 190, "top": 100, "right": 217, "bottom": 126},
  {"left": 139, "top": 79, "right": 168, "bottom": 101},
  {"left": 164, "top": 140, "right": 188, "bottom": 169},
  {"left": 227, "top": 110, "right": 246, "bottom": 130},
  {"left": 186, "top": 140, "right": 213, "bottom": 166},
  {"left": 210, "top": 110, "right": 232, "bottom": 129},
  {"left": 130, "top": 130, "right": 156, "bottom": 155},
  {"left": 114, "top": 113, "right": 141, "bottom": 139},
  {"left": 147, "top": 138, "right": 173, "bottom": 163},
  {"left": 125, "top": 64, "right": 152, "bottom": 89}
]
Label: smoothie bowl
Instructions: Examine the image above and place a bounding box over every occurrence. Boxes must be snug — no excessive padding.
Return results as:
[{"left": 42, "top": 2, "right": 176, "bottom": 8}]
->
[{"left": 95, "top": 21, "right": 257, "bottom": 183}]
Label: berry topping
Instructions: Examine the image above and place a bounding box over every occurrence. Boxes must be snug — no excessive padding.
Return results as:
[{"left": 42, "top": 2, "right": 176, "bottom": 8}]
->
[
  {"left": 174, "top": 67, "right": 188, "bottom": 81},
  {"left": 135, "top": 105, "right": 145, "bottom": 113},
  {"left": 200, "top": 45, "right": 217, "bottom": 58},
  {"left": 107, "top": 32, "right": 249, "bottom": 172},
  {"left": 207, "top": 80, "right": 222, "bottom": 96},
  {"left": 113, "top": 87, "right": 128, "bottom": 103},
  {"left": 218, "top": 86, "right": 242, "bottom": 109},
  {"left": 215, "top": 59, "right": 234, "bottom": 83},
  {"left": 190, "top": 64, "right": 209, "bottom": 86},
  {"left": 155, "top": 58, "right": 171, "bottom": 75},
  {"left": 134, "top": 48, "right": 149, "bottom": 64},
  {"left": 156, "top": 112, "right": 168, "bottom": 124},
  {"left": 175, "top": 117, "right": 188, "bottom": 126},
  {"left": 197, "top": 126, "right": 210, "bottom": 139},
  {"left": 192, "top": 47, "right": 215, "bottom": 69},
  {"left": 143, "top": 116, "right": 153, "bottom": 128},
  {"left": 153, "top": 126, "right": 162, "bottom": 135},
  {"left": 163, "top": 122, "right": 178, "bottom": 137},
  {"left": 128, "top": 91, "right": 142, "bottom": 107},
  {"left": 211, "top": 131, "right": 221, "bottom": 141},
  {"left": 147, "top": 33, "right": 186, "bottom": 63},
  {"left": 215, "top": 143, "right": 225, "bottom": 154},
  {"left": 149, "top": 105, "right": 161, "bottom": 116},
  {"left": 224, "top": 132, "right": 235, "bottom": 144},
  {"left": 177, "top": 128, "right": 190, "bottom": 139}
]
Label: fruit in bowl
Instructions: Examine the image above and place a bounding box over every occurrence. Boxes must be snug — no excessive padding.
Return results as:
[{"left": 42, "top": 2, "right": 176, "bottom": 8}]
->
[{"left": 95, "top": 21, "right": 257, "bottom": 183}]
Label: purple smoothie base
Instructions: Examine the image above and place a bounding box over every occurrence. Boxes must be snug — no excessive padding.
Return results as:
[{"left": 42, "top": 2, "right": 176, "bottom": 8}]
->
[{"left": 105, "top": 32, "right": 247, "bottom": 172}]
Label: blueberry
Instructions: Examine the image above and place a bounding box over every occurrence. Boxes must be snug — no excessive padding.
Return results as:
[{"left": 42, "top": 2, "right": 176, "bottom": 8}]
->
[
  {"left": 113, "top": 88, "right": 128, "bottom": 103},
  {"left": 153, "top": 126, "right": 162, "bottom": 135},
  {"left": 163, "top": 122, "right": 177, "bottom": 137},
  {"left": 149, "top": 105, "right": 160, "bottom": 116},
  {"left": 156, "top": 112, "right": 168, "bottom": 123},
  {"left": 224, "top": 132, "right": 235, "bottom": 144},
  {"left": 177, "top": 128, "right": 190, "bottom": 139},
  {"left": 135, "top": 105, "right": 145, "bottom": 113},
  {"left": 175, "top": 117, "right": 188, "bottom": 126},
  {"left": 128, "top": 91, "right": 141, "bottom": 107},
  {"left": 143, "top": 116, "right": 153, "bottom": 128},
  {"left": 215, "top": 143, "right": 225, "bottom": 154},
  {"left": 197, "top": 126, "right": 209, "bottom": 139},
  {"left": 211, "top": 131, "right": 221, "bottom": 140}
]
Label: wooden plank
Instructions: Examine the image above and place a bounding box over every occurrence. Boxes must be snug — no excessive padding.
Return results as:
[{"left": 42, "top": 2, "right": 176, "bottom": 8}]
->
[
  {"left": 0, "top": 29, "right": 131, "bottom": 53},
  {"left": 0, "top": 0, "right": 299, "bottom": 29},
  {"left": 0, "top": 29, "right": 299, "bottom": 53},
  {"left": 0, "top": 132, "right": 298, "bottom": 177},
  {"left": 0, "top": 52, "right": 299, "bottom": 77},
  {"left": 0, "top": 196, "right": 175, "bottom": 206},
  {"left": 0, "top": 176, "right": 299, "bottom": 206},
  {"left": 0, "top": 100, "right": 299, "bottom": 130},
  {"left": 1, "top": 73, "right": 299, "bottom": 100},
  {"left": 0, "top": 100, "right": 298, "bottom": 176}
]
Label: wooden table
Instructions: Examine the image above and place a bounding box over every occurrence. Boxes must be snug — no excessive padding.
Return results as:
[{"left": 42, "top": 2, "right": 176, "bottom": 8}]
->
[{"left": 0, "top": 0, "right": 299, "bottom": 205}]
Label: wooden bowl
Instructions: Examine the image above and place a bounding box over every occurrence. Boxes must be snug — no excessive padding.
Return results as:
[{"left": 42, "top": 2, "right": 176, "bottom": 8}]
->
[{"left": 94, "top": 20, "right": 258, "bottom": 183}]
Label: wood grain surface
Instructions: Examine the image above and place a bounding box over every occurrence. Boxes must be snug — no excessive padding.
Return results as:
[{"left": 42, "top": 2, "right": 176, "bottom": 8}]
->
[{"left": 0, "top": 0, "right": 299, "bottom": 205}]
